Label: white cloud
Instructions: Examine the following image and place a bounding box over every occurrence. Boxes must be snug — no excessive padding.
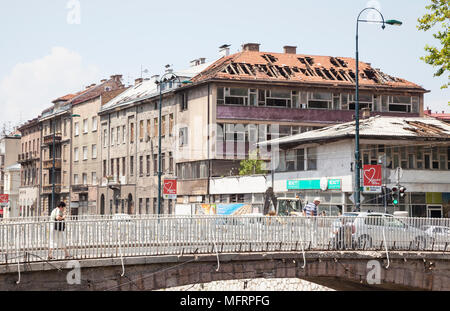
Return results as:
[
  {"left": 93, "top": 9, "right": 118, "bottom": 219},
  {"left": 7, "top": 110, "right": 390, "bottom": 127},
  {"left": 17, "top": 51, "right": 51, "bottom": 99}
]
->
[{"left": 0, "top": 47, "right": 100, "bottom": 125}]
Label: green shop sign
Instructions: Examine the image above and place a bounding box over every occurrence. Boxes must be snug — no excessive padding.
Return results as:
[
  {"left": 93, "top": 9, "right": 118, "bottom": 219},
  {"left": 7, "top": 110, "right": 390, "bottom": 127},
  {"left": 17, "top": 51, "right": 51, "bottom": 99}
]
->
[
  {"left": 287, "top": 179, "right": 320, "bottom": 190},
  {"left": 287, "top": 179, "right": 342, "bottom": 190},
  {"left": 327, "top": 179, "right": 341, "bottom": 190}
]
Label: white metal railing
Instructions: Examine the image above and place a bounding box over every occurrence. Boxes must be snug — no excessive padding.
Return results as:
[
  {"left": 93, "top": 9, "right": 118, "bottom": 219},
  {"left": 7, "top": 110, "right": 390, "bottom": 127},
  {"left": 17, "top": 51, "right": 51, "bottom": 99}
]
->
[{"left": 0, "top": 215, "right": 449, "bottom": 264}]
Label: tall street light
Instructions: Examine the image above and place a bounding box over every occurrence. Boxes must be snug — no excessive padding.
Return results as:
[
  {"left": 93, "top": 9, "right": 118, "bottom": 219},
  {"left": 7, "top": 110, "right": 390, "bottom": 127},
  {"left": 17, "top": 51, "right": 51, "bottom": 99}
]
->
[
  {"left": 354, "top": 7, "right": 402, "bottom": 212},
  {"left": 155, "top": 71, "right": 192, "bottom": 216},
  {"left": 50, "top": 113, "right": 80, "bottom": 214}
]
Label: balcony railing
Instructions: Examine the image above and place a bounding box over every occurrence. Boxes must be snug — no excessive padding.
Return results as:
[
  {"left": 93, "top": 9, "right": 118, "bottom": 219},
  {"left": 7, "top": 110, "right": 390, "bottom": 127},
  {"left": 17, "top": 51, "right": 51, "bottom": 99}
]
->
[
  {"left": 43, "top": 133, "right": 62, "bottom": 145},
  {"left": 42, "top": 184, "right": 62, "bottom": 194},
  {"left": 43, "top": 158, "right": 62, "bottom": 170}
]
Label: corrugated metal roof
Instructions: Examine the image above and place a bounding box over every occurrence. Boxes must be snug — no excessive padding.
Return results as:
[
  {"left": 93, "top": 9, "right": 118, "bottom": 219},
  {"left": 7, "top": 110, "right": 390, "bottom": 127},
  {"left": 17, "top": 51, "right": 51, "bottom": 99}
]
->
[{"left": 259, "top": 116, "right": 450, "bottom": 147}]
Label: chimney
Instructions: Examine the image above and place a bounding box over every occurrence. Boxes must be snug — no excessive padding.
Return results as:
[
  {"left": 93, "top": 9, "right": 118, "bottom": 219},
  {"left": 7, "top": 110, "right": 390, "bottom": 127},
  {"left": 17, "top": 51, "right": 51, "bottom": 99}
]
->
[
  {"left": 100, "top": 79, "right": 107, "bottom": 83},
  {"left": 219, "top": 44, "right": 231, "bottom": 57},
  {"left": 110, "top": 74, "right": 123, "bottom": 82},
  {"left": 242, "top": 43, "right": 260, "bottom": 52},
  {"left": 283, "top": 46, "right": 297, "bottom": 54},
  {"left": 199, "top": 58, "right": 206, "bottom": 64},
  {"left": 190, "top": 59, "right": 200, "bottom": 67},
  {"left": 135, "top": 78, "right": 143, "bottom": 85}
]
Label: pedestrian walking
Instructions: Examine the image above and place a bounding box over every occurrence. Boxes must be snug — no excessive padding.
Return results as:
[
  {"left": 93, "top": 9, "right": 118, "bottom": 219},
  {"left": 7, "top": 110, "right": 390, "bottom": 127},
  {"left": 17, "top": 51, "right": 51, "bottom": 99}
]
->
[
  {"left": 303, "top": 197, "right": 321, "bottom": 247},
  {"left": 48, "top": 202, "right": 71, "bottom": 260}
]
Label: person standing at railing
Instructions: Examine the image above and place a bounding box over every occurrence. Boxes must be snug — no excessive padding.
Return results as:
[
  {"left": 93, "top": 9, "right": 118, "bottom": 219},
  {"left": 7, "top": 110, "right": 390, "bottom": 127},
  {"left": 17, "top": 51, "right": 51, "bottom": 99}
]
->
[
  {"left": 303, "top": 198, "right": 320, "bottom": 248},
  {"left": 48, "top": 202, "right": 71, "bottom": 260}
]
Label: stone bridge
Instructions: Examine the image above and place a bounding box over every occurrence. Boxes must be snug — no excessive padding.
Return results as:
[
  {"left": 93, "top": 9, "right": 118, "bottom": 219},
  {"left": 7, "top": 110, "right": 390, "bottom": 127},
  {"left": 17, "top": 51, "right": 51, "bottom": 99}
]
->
[{"left": 1, "top": 251, "right": 449, "bottom": 291}]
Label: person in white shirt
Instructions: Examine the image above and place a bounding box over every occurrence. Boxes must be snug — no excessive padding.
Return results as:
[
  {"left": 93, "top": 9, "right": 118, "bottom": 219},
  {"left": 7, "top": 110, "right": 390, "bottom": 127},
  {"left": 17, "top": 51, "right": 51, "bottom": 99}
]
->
[{"left": 48, "top": 202, "right": 71, "bottom": 259}]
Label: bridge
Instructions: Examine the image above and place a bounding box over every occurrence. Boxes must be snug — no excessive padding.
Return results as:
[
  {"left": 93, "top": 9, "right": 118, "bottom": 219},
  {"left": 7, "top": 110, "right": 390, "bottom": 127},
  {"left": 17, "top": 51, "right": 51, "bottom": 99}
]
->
[{"left": 0, "top": 215, "right": 449, "bottom": 290}]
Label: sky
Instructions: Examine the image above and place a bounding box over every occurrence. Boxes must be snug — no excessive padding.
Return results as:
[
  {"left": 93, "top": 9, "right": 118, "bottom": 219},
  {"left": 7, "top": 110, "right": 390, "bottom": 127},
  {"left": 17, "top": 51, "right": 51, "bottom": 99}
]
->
[{"left": 0, "top": 0, "right": 448, "bottom": 127}]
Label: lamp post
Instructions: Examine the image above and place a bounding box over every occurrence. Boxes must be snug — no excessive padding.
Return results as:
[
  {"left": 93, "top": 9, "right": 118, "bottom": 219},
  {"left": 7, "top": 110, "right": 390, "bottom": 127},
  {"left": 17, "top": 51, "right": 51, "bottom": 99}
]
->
[
  {"left": 354, "top": 8, "right": 402, "bottom": 212},
  {"left": 155, "top": 71, "right": 192, "bottom": 215},
  {"left": 50, "top": 113, "right": 80, "bottom": 214}
]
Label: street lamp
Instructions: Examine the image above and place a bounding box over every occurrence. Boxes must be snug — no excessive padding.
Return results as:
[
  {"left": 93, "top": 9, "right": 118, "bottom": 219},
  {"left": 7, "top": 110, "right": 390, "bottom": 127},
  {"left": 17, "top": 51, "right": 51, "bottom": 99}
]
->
[
  {"left": 154, "top": 71, "right": 192, "bottom": 216},
  {"left": 50, "top": 113, "right": 80, "bottom": 214},
  {"left": 354, "top": 8, "right": 402, "bottom": 212}
]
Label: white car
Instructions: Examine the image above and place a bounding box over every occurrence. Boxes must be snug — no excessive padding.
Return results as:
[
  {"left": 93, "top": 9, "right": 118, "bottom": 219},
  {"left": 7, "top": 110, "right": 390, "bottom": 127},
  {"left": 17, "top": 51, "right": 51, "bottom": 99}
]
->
[
  {"left": 331, "top": 212, "right": 431, "bottom": 250},
  {"left": 421, "top": 225, "right": 450, "bottom": 244}
]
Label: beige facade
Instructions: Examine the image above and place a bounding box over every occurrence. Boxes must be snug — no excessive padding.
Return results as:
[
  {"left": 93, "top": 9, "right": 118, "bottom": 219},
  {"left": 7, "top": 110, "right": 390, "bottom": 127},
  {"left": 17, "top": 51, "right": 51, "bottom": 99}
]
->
[
  {"left": 18, "top": 118, "right": 41, "bottom": 216},
  {"left": 70, "top": 97, "right": 101, "bottom": 215}
]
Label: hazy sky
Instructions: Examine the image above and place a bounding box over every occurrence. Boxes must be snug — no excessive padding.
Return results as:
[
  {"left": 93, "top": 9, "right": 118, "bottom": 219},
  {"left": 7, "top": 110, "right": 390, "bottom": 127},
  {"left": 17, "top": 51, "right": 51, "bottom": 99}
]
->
[{"left": 0, "top": 0, "right": 448, "bottom": 126}]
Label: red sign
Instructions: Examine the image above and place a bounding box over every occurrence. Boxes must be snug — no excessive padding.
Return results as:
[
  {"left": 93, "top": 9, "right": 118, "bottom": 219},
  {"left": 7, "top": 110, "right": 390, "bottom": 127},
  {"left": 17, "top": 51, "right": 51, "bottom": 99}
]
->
[
  {"left": 0, "top": 194, "right": 8, "bottom": 204},
  {"left": 363, "top": 165, "right": 382, "bottom": 187},
  {"left": 163, "top": 179, "right": 177, "bottom": 195}
]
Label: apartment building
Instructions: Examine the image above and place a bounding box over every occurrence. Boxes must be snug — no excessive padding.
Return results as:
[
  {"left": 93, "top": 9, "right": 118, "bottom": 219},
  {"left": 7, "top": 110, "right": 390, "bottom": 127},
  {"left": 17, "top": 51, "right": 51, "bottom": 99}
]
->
[
  {"left": 70, "top": 76, "right": 125, "bottom": 215},
  {"left": 98, "top": 74, "right": 191, "bottom": 215},
  {"left": 0, "top": 134, "right": 20, "bottom": 218},
  {"left": 258, "top": 116, "right": 450, "bottom": 217},
  {"left": 18, "top": 118, "right": 41, "bottom": 217},
  {"left": 173, "top": 43, "right": 428, "bottom": 205}
]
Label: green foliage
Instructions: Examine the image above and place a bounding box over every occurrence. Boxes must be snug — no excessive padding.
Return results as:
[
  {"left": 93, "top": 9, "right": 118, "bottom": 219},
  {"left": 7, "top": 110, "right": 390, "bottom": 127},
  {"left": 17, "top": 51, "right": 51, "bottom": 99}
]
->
[
  {"left": 417, "top": 0, "right": 450, "bottom": 90},
  {"left": 239, "top": 150, "right": 266, "bottom": 176}
]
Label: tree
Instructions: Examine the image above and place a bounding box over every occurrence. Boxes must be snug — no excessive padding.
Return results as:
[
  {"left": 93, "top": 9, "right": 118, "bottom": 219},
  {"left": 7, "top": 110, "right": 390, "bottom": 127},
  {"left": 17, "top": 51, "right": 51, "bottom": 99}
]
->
[
  {"left": 238, "top": 150, "right": 266, "bottom": 176},
  {"left": 417, "top": 0, "right": 450, "bottom": 89}
]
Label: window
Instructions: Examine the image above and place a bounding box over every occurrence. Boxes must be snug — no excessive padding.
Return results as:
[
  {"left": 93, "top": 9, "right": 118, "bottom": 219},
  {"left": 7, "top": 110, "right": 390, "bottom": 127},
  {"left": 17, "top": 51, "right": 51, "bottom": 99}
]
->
[
  {"left": 347, "top": 94, "right": 373, "bottom": 111},
  {"left": 153, "top": 118, "right": 158, "bottom": 138},
  {"left": 388, "top": 95, "right": 412, "bottom": 112},
  {"left": 82, "top": 173, "right": 87, "bottom": 185},
  {"left": 308, "top": 92, "right": 332, "bottom": 109},
  {"left": 139, "top": 120, "right": 144, "bottom": 141},
  {"left": 169, "top": 114, "right": 174, "bottom": 136},
  {"left": 83, "top": 119, "right": 88, "bottom": 133},
  {"left": 116, "top": 127, "right": 120, "bottom": 144},
  {"left": 74, "top": 174, "right": 79, "bottom": 185},
  {"left": 92, "top": 117, "right": 97, "bottom": 132},
  {"left": 130, "top": 156, "right": 134, "bottom": 176},
  {"left": 111, "top": 159, "right": 114, "bottom": 177},
  {"left": 122, "top": 125, "right": 126, "bottom": 143},
  {"left": 146, "top": 155, "right": 151, "bottom": 175},
  {"left": 169, "top": 152, "right": 173, "bottom": 173},
  {"left": 92, "top": 172, "right": 97, "bottom": 185},
  {"left": 224, "top": 87, "right": 248, "bottom": 106},
  {"left": 146, "top": 198, "right": 150, "bottom": 214},
  {"left": 111, "top": 130, "right": 115, "bottom": 146},
  {"left": 179, "top": 127, "right": 188, "bottom": 146},
  {"left": 153, "top": 154, "right": 158, "bottom": 174},
  {"left": 103, "top": 160, "right": 107, "bottom": 177},
  {"left": 161, "top": 153, "right": 165, "bottom": 174},
  {"left": 130, "top": 122, "right": 135, "bottom": 143},
  {"left": 180, "top": 92, "right": 188, "bottom": 111},
  {"left": 139, "top": 156, "right": 143, "bottom": 176},
  {"left": 266, "top": 89, "right": 291, "bottom": 108},
  {"left": 103, "top": 129, "right": 108, "bottom": 147},
  {"left": 139, "top": 198, "right": 143, "bottom": 214},
  {"left": 122, "top": 157, "right": 126, "bottom": 176},
  {"left": 74, "top": 147, "right": 79, "bottom": 162},
  {"left": 74, "top": 122, "right": 79, "bottom": 136},
  {"left": 147, "top": 120, "right": 151, "bottom": 139},
  {"left": 92, "top": 144, "right": 97, "bottom": 159},
  {"left": 83, "top": 146, "right": 88, "bottom": 160}
]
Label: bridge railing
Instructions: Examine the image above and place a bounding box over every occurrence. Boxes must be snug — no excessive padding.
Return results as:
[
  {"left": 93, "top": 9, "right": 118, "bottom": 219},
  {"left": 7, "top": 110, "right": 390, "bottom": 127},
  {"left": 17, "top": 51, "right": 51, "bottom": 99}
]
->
[{"left": 0, "top": 215, "right": 449, "bottom": 264}]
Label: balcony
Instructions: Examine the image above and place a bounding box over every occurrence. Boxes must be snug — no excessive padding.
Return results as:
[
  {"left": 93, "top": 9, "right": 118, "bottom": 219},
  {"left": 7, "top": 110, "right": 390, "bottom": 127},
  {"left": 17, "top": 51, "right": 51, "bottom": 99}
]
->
[
  {"left": 43, "top": 158, "right": 62, "bottom": 170},
  {"left": 42, "top": 184, "right": 62, "bottom": 194},
  {"left": 43, "top": 133, "right": 62, "bottom": 145}
]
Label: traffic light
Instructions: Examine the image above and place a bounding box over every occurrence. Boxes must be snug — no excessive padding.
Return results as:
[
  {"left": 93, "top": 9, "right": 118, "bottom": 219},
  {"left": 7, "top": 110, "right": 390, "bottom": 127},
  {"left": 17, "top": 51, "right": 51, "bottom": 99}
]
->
[
  {"left": 391, "top": 186, "right": 399, "bottom": 205},
  {"left": 399, "top": 186, "right": 407, "bottom": 198}
]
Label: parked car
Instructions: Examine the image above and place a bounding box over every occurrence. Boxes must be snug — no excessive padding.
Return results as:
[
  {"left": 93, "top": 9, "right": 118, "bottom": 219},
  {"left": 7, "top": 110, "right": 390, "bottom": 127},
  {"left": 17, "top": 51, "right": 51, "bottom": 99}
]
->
[
  {"left": 330, "top": 212, "right": 431, "bottom": 250},
  {"left": 420, "top": 225, "right": 450, "bottom": 245}
]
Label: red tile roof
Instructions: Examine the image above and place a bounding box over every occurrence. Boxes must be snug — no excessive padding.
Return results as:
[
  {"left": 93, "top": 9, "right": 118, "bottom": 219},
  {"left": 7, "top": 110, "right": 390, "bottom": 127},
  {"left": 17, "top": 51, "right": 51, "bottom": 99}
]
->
[
  {"left": 192, "top": 50, "right": 426, "bottom": 91},
  {"left": 424, "top": 109, "right": 450, "bottom": 121}
]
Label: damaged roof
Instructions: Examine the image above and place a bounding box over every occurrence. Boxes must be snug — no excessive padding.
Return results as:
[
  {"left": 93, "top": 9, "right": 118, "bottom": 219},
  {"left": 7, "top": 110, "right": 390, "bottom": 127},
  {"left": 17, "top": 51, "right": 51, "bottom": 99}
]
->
[
  {"left": 192, "top": 50, "right": 426, "bottom": 91},
  {"left": 100, "top": 78, "right": 159, "bottom": 113},
  {"left": 259, "top": 116, "right": 450, "bottom": 147}
]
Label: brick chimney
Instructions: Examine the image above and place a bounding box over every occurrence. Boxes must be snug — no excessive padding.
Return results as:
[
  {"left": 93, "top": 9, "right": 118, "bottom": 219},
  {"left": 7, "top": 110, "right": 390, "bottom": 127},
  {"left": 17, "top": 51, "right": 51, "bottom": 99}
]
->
[
  {"left": 110, "top": 75, "right": 123, "bottom": 83},
  {"left": 242, "top": 43, "right": 260, "bottom": 52},
  {"left": 283, "top": 46, "right": 297, "bottom": 54}
]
